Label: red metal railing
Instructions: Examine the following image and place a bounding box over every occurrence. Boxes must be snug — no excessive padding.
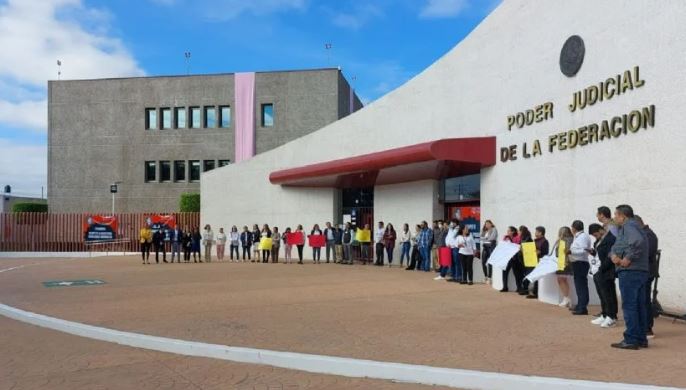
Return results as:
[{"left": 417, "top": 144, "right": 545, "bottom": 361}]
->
[{"left": 0, "top": 213, "right": 199, "bottom": 252}]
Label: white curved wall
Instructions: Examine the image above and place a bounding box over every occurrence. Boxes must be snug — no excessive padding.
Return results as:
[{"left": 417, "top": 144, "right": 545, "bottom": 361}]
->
[{"left": 203, "top": 0, "right": 686, "bottom": 311}]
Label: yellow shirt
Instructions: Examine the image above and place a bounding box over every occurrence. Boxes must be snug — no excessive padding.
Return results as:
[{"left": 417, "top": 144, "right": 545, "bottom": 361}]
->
[{"left": 139, "top": 228, "right": 152, "bottom": 244}]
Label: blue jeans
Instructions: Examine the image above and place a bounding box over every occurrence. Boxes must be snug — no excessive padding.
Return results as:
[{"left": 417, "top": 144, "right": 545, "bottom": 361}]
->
[
  {"left": 572, "top": 261, "right": 590, "bottom": 312},
  {"left": 618, "top": 270, "right": 650, "bottom": 345},
  {"left": 419, "top": 246, "right": 431, "bottom": 271},
  {"left": 450, "top": 248, "right": 462, "bottom": 281},
  {"left": 400, "top": 242, "right": 411, "bottom": 265}
]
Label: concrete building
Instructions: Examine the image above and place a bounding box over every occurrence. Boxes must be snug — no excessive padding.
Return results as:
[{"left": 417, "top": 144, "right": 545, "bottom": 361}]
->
[
  {"left": 202, "top": 0, "right": 685, "bottom": 311},
  {"left": 48, "top": 68, "right": 362, "bottom": 213}
]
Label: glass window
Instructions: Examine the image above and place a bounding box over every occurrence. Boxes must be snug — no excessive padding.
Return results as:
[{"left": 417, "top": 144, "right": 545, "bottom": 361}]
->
[
  {"left": 175, "top": 107, "right": 186, "bottom": 129},
  {"left": 161, "top": 108, "right": 171, "bottom": 129},
  {"left": 219, "top": 105, "right": 231, "bottom": 128},
  {"left": 204, "top": 106, "right": 216, "bottom": 128},
  {"left": 218, "top": 159, "right": 231, "bottom": 167},
  {"left": 145, "top": 108, "right": 157, "bottom": 130},
  {"left": 203, "top": 160, "right": 216, "bottom": 172},
  {"left": 190, "top": 107, "right": 201, "bottom": 129},
  {"left": 441, "top": 174, "right": 480, "bottom": 203},
  {"left": 189, "top": 160, "right": 200, "bottom": 181},
  {"left": 174, "top": 160, "right": 186, "bottom": 182},
  {"left": 261, "top": 103, "right": 273, "bottom": 127},
  {"left": 159, "top": 161, "right": 171, "bottom": 182},
  {"left": 145, "top": 161, "right": 156, "bottom": 182}
]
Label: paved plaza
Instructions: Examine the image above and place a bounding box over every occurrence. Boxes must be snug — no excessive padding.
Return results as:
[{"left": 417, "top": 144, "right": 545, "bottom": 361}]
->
[{"left": 1, "top": 256, "right": 685, "bottom": 389}]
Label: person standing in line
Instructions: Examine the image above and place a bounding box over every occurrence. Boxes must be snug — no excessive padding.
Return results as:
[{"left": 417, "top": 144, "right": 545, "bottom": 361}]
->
[
  {"left": 260, "top": 224, "right": 272, "bottom": 263},
  {"left": 295, "top": 224, "right": 306, "bottom": 264},
  {"left": 383, "top": 223, "right": 397, "bottom": 267},
  {"left": 437, "top": 221, "right": 449, "bottom": 272},
  {"left": 334, "top": 225, "right": 344, "bottom": 263},
  {"left": 610, "top": 204, "right": 650, "bottom": 350},
  {"left": 191, "top": 227, "right": 202, "bottom": 263},
  {"left": 311, "top": 224, "right": 323, "bottom": 263},
  {"left": 431, "top": 221, "right": 441, "bottom": 272},
  {"left": 374, "top": 221, "right": 386, "bottom": 266},
  {"left": 283, "top": 227, "right": 293, "bottom": 264},
  {"left": 215, "top": 227, "right": 227, "bottom": 262},
  {"left": 202, "top": 224, "right": 215, "bottom": 263},
  {"left": 634, "top": 215, "right": 658, "bottom": 338},
  {"left": 500, "top": 226, "right": 520, "bottom": 292},
  {"left": 456, "top": 224, "right": 477, "bottom": 285},
  {"left": 153, "top": 228, "right": 166, "bottom": 264},
  {"left": 181, "top": 226, "right": 192, "bottom": 262},
  {"left": 324, "top": 222, "right": 337, "bottom": 264},
  {"left": 240, "top": 226, "right": 252, "bottom": 262},
  {"left": 342, "top": 223, "right": 353, "bottom": 264},
  {"left": 480, "top": 220, "right": 498, "bottom": 284},
  {"left": 417, "top": 221, "right": 433, "bottom": 272},
  {"left": 170, "top": 225, "right": 183, "bottom": 263},
  {"left": 398, "top": 223, "right": 411, "bottom": 268},
  {"left": 569, "top": 220, "right": 592, "bottom": 315},
  {"left": 359, "top": 223, "right": 372, "bottom": 264},
  {"left": 526, "top": 226, "right": 549, "bottom": 299},
  {"left": 446, "top": 219, "right": 461, "bottom": 283},
  {"left": 588, "top": 223, "right": 617, "bottom": 328},
  {"left": 229, "top": 226, "right": 240, "bottom": 262},
  {"left": 406, "top": 224, "right": 421, "bottom": 270},
  {"left": 514, "top": 226, "right": 532, "bottom": 295},
  {"left": 555, "top": 226, "right": 574, "bottom": 307},
  {"left": 271, "top": 226, "right": 281, "bottom": 263},
  {"left": 251, "top": 224, "right": 261, "bottom": 262},
  {"left": 139, "top": 224, "right": 152, "bottom": 265},
  {"left": 597, "top": 206, "right": 620, "bottom": 238}
]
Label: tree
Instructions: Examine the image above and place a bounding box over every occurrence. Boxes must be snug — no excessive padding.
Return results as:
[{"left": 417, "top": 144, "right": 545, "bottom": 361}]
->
[{"left": 179, "top": 193, "right": 200, "bottom": 212}]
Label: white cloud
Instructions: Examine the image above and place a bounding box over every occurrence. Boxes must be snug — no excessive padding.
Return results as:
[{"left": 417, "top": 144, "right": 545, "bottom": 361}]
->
[
  {"left": 419, "top": 0, "right": 469, "bottom": 19},
  {"left": 0, "top": 139, "right": 47, "bottom": 197},
  {"left": 0, "top": 100, "right": 46, "bottom": 131},
  {"left": 151, "top": 0, "right": 307, "bottom": 21},
  {"left": 331, "top": 4, "right": 384, "bottom": 30}
]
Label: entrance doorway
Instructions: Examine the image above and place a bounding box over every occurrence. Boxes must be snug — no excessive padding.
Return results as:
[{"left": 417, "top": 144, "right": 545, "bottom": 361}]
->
[{"left": 339, "top": 187, "right": 373, "bottom": 229}]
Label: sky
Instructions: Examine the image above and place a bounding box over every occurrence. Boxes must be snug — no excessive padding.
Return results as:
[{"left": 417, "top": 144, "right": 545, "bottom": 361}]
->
[{"left": 0, "top": 0, "right": 499, "bottom": 197}]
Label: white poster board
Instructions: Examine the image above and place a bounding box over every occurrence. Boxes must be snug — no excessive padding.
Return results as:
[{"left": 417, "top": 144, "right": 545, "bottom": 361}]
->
[
  {"left": 525, "top": 255, "right": 559, "bottom": 283},
  {"left": 486, "top": 241, "right": 520, "bottom": 270}
]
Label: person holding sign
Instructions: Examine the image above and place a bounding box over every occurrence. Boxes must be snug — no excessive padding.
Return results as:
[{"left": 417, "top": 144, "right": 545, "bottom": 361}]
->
[
  {"left": 500, "top": 226, "right": 522, "bottom": 292},
  {"left": 260, "top": 224, "right": 272, "bottom": 263},
  {"left": 356, "top": 224, "right": 372, "bottom": 264},
  {"left": 294, "top": 225, "right": 307, "bottom": 264},
  {"left": 456, "top": 224, "right": 477, "bottom": 284},
  {"left": 139, "top": 224, "right": 152, "bottom": 265},
  {"left": 524, "top": 227, "right": 549, "bottom": 299},
  {"left": 569, "top": 220, "right": 593, "bottom": 315},
  {"left": 310, "top": 224, "right": 324, "bottom": 263},
  {"left": 554, "top": 226, "right": 574, "bottom": 308}
]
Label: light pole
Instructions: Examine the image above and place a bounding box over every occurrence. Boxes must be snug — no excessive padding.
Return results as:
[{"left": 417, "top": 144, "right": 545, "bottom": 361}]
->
[
  {"left": 184, "top": 51, "right": 191, "bottom": 75},
  {"left": 324, "top": 43, "right": 332, "bottom": 66},
  {"left": 110, "top": 182, "right": 122, "bottom": 215},
  {"left": 57, "top": 60, "right": 62, "bottom": 80}
]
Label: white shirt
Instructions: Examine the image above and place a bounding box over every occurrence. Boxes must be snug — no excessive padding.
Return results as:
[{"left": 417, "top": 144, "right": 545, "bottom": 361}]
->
[
  {"left": 570, "top": 231, "right": 592, "bottom": 262},
  {"left": 216, "top": 233, "right": 227, "bottom": 244},
  {"left": 445, "top": 227, "right": 458, "bottom": 248},
  {"left": 457, "top": 234, "right": 476, "bottom": 255},
  {"left": 375, "top": 228, "right": 385, "bottom": 243},
  {"left": 399, "top": 230, "right": 411, "bottom": 243}
]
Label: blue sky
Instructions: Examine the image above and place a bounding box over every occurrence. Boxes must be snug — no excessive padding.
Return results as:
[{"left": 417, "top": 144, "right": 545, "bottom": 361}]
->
[{"left": 0, "top": 0, "right": 499, "bottom": 197}]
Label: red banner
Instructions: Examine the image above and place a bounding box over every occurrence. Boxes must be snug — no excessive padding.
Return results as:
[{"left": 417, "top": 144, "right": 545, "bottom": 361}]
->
[
  {"left": 308, "top": 234, "right": 325, "bottom": 247},
  {"left": 144, "top": 214, "right": 177, "bottom": 232},
  {"left": 286, "top": 232, "right": 305, "bottom": 245},
  {"left": 83, "top": 215, "right": 118, "bottom": 242}
]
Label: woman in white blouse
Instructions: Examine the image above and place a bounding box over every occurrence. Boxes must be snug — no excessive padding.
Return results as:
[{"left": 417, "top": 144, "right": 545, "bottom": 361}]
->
[
  {"left": 456, "top": 224, "right": 477, "bottom": 285},
  {"left": 480, "top": 220, "right": 498, "bottom": 284}
]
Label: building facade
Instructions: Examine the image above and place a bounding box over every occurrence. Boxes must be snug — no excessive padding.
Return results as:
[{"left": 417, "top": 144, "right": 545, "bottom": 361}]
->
[
  {"left": 48, "top": 69, "right": 362, "bottom": 213},
  {"left": 202, "top": 0, "right": 684, "bottom": 311}
]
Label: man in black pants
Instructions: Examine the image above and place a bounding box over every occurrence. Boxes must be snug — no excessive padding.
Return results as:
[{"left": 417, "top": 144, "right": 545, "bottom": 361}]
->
[
  {"left": 374, "top": 221, "right": 385, "bottom": 266},
  {"left": 153, "top": 229, "right": 167, "bottom": 263},
  {"left": 589, "top": 223, "right": 617, "bottom": 327},
  {"left": 635, "top": 216, "right": 658, "bottom": 338}
]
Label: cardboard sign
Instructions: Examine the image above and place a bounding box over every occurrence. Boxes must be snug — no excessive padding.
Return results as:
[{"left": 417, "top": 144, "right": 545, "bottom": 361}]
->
[
  {"left": 486, "top": 241, "right": 520, "bottom": 270},
  {"left": 286, "top": 232, "right": 305, "bottom": 245},
  {"left": 557, "top": 241, "right": 567, "bottom": 271},
  {"left": 308, "top": 234, "right": 326, "bottom": 247},
  {"left": 83, "top": 215, "right": 117, "bottom": 242},
  {"left": 522, "top": 242, "right": 539, "bottom": 267},
  {"left": 355, "top": 229, "right": 371, "bottom": 243},
  {"left": 525, "top": 255, "right": 558, "bottom": 283},
  {"left": 258, "top": 237, "right": 272, "bottom": 250}
]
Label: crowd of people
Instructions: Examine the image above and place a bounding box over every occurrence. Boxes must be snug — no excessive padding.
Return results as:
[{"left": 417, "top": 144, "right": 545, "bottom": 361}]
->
[{"left": 137, "top": 204, "right": 660, "bottom": 350}]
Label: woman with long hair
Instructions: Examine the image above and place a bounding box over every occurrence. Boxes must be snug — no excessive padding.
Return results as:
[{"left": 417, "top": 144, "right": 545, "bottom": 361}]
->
[
  {"left": 555, "top": 226, "right": 575, "bottom": 308},
  {"left": 500, "top": 226, "right": 520, "bottom": 292},
  {"left": 480, "top": 220, "right": 498, "bottom": 284},
  {"left": 295, "top": 224, "right": 306, "bottom": 264},
  {"left": 261, "top": 224, "right": 272, "bottom": 263},
  {"left": 383, "top": 223, "right": 397, "bottom": 267},
  {"left": 311, "top": 224, "right": 323, "bottom": 263},
  {"left": 456, "top": 224, "right": 477, "bottom": 284}
]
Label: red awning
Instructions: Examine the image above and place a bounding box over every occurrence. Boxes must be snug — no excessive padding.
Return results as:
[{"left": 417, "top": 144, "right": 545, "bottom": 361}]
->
[{"left": 269, "top": 137, "right": 496, "bottom": 188}]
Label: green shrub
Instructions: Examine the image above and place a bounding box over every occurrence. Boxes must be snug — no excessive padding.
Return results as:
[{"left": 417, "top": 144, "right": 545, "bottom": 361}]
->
[
  {"left": 179, "top": 193, "right": 200, "bottom": 212},
  {"left": 11, "top": 202, "right": 48, "bottom": 213}
]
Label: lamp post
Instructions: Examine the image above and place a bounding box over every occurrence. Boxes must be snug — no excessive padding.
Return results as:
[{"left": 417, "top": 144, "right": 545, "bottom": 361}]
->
[
  {"left": 110, "top": 182, "right": 122, "bottom": 215},
  {"left": 184, "top": 51, "right": 191, "bottom": 75}
]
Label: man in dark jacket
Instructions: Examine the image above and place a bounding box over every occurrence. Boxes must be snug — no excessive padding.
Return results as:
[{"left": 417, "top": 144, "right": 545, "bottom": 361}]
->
[
  {"left": 152, "top": 229, "right": 166, "bottom": 263},
  {"left": 240, "top": 226, "right": 252, "bottom": 261},
  {"left": 635, "top": 215, "right": 659, "bottom": 338},
  {"left": 589, "top": 223, "right": 617, "bottom": 327},
  {"left": 610, "top": 205, "right": 650, "bottom": 350}
]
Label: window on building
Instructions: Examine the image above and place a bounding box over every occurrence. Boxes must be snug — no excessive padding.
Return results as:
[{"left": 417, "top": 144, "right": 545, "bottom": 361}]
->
[
  {"left": 261, "top": 103, "right": 274, "bottom": 127},
  {"left": 145, "top": 161, "right": 156, "bottom": 182},
  {"left": 175, "top": 107, "right": 186, "bottom": 129},
  {"left": 145, "top": 108, "right": 157, "bottom": 130},
  {"left": 161, "top": 108, "right": 171, "bottom": 129},
  {"left": 189, "top": 160, "right": 200, "bottom": 181},
  {"left": 174, "top": 160, "right": 186, "bottom": 182},
  {"left": 204, "top": 106, "right": 217, "bottom": 128},
  {"left": 190, "top": 107, "right": 201, "bottom": 129},
  {"left": 203, "top": 160, "right": 216, "bottom": 172},
  {"left": 159, "top": 161, "right": 171, "bottom": 182},
  {"left": 219, "top": 105, "right": 231, "bottom": 128},
  {"left": 441, "top": 174, "right": 481, "bottom": 203},
  {"left": 218, "top": 159, "right": 231, "bottom": 167}
]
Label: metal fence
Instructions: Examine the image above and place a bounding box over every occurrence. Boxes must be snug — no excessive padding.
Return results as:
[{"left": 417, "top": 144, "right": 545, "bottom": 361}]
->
[{"left": 0, "top": 213, "right": 200, "bottom": 252}]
